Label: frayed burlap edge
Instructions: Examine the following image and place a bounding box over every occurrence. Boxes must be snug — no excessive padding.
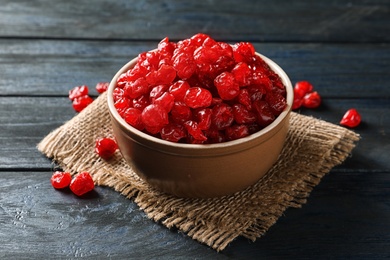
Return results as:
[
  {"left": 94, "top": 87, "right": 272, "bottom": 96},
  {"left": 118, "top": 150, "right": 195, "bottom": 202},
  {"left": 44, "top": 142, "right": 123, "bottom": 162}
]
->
[{"left": 37, "top": 93, "right": 360, "bottom": 251}]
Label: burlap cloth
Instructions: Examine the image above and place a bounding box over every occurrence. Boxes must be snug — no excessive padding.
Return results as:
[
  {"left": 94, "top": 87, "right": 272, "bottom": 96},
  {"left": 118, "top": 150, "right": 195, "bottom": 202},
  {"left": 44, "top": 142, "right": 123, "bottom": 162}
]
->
[{"left": 37, "top": 92, "right": 359, "bottom": 251}]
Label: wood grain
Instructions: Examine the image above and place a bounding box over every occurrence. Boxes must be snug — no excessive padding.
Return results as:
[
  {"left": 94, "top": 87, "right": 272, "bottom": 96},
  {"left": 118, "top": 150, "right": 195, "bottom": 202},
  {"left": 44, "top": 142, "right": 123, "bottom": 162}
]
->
[
  {"left": 0, "top": 0, "right": 388, "bottom": 42},
  {"left": 0, "top": 40, "right": 389, "bottom": 98},
  {"left": 0, "top": 171, "right": 224, "bottom": 259},
  {"left": 0, "top": 170, "right": 388, "bottom": 258}
]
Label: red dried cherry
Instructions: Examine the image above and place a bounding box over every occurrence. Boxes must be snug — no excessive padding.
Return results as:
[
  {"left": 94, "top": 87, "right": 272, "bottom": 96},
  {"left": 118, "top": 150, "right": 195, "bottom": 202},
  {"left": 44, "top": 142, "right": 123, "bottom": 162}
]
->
[
  {"left": 194, "top": 108, "right": 212, "bottom": 130},
  {"left": 252, "top": 100, "right": 275, "bottom": 127},
  {"left": 95, "top": 137, "right": 118, "bottom": 160},
  {"left": 160, "top": 123, "right": 186, "bottom": 142},
  {"left": 146, "top": 64, "right": 176, "bottom": 85},
  {"left": 149, "top": 84, "right": 169, "bottom": 103},
  {"left": 51, "top": 171, "right": 72, "bottom": 189},
  {"left": 225, "top": 125, "right": 250, "bottom": 141},
  {"left": 169, "top": 80, "right": 190, "bottom": 102},
  {"left": 211, "top": 103, "right": 234, "bottom": 130},
  {"left": 72, "top": 95, "right": 94, "bottom": 112},
  {"left": 214, "top": 72, "right": 240, "bottom": 100},
  {"left": 232, "top": 104, "right": 257, "bottom": 124},
  {"left": 237, "top": 88, "right": 252, "bottom": 110},
  {"left": 184, "top": 87, "right": 212, "bottom": 108},
  {"left": 292, "top": 88, "right": 304, "bottom": 110},
  {"left": 170, "top": 101, "right": 192, "bottom": 123},
  {"left": 265, "top": 92, "right": 287, "bottom": 116},
  {"left": 184, "top": 121, "right": 207, "bottom": 141},
  {"left": 231, "top": 62, "right": 251, "bottom": 86},
  {"left": 69, "top": 172, "right": 95, "bottom": 196},
  {"left": 302, "top": 91, "right": 321, "bottom": 108},
  {"left": 96, "top": 82, "right": 109, "bottom": 94},
  {"left": 113, "top": 88, "right": 124, "bottom": 102},
  {"left": 114, "top": 98, "right": 132, "bottom": 116},
  {"left": 69, "top": 85, "right": 89, "bottom": 100},
  {"left": 124, "top": 77, "right": 149, "bottom": 99},
  {"left": 294, "top": 81, "right": 313, "bottom": 98},
  {"left": 113, "top": 34, "right": 289, "bottom": 143},
  {"left": 141, "top": 104, "right": 169, "bottom": 134},
  {"left": 232, "top": 42, "right": 255, "bottom": 63},
  {"left": 172, "top": 51, "right": 196, "bottom": 80},
  {"left": 340, "top": 108, "right": 361, "bottom": 128},
  {"left": 124, "top": 108, "right": 144, "bottom": 130},
  {"left": 158, "top": 37, "right": 176, "bottom": 55},
  {"left": 132, "top": 94, "right": 150, "bottom": 111},
  {"left": 154, "top": 92, "right": 175, "bottom": 112}
]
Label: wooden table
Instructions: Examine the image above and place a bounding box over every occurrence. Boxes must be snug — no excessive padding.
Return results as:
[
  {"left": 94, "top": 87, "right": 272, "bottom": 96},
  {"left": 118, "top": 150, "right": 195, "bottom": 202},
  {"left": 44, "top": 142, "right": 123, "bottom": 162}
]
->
[{"left": 1, "top": 1, "right": 389, "bottom": 258}]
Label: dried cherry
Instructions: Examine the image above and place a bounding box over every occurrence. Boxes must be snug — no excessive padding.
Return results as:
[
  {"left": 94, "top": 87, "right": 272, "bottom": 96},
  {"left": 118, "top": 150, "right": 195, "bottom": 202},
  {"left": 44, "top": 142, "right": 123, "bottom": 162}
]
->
[
  {"left": 294, "top": 81, "right": 313, "bottom": 98},
  {"left": 113, "top": 34, "right": 289, "bottom": 143},
  {"left": 72, "top": 95, "right": 94, "bottom": 112},
  {"left": 340, "top": 108, "right": 361, "bottom": 128},
  {"left": 51, "top": 171, "right": 72, "bottom": 189},
  {"left": 96, "top": 82, "right": 109, "bottom": 94},
  {"left": 69, "top": 172, "right": 95, "bottom": 196},
  {"left": 292, "top": 80, "right": 321, "bottom": 110},
  {"left": 69, "top": 85, "right": 88, "bottom": 100},
  {"left": 302, "top": 91, "right": 321, "bottom": 109},
  {"left": 95, "top": 137, "right": 118, "bottom": 160}
]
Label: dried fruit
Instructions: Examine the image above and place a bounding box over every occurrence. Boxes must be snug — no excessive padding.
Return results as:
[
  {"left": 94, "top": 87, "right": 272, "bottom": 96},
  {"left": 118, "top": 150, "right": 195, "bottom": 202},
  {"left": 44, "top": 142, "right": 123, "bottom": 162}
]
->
[
  {"left": 302, "top": 91, "right": 321, "bottom": 109},
  {"left": 292, "top": 88, "right": 304, "bottom": 110},
  {"left": 124, "top": 77, "right": 149, "bottom": 99},
  {"left": 252, "top": 100, "right": 275, "bottom": 127},
  {"left": 231, "top": 62, "right": 251, "bottom": 86},
  {"left": 69, "top": 172, "right": 95, "bottom": 196},
  {"left": 294, "top": 81, "right": 313, "bottom": 98},
  {"left": 232, "top": 104, "right": 257, "bottom": 124},
  {"left": 265, "top": 92, "right": 287, "bottom": 115},
  {"left": 169, "top": 80, "right": 190, "bottom": 102},
  {"left": 95, "top": 137, "right": 118, "bottom": 160},
  {"left": 214, "top": 72, "right": 240, "bottom": 100},
  {"left": 232, "top": 42, "right": 255, "bottom": 63},
  {"left": 340, "top": 108, "right": 361, "bottom": 128},
  {"left": 123, "top": 107, "right": 144, "bottom": 130},
  {"left": 292, "top": 81, "right": 322, "bottom": 110},
  {"left": 211, "top": 103, "right": 234, "bottom": 130},
  {"left": 72, "top": 95, "right": 94, "bottom": 112},
  {"left": 96, "top": 82, "right": 109, "bottom": 94},
  {"left": 141, "top": 104, "right": 169, "bottom": 134},
  {"left": 184, "top": 120, "right": 207, "bottom": 141},
  {"left": 194, "top": 108, "right": 212, "bottom": 130},
  {"left": 51, "top": 171, "right": 72, "bottom": 189},
  {"left": 113, "top": 34, "right": 288, "bottom": 143},
  {"left": 170, "top": 101, "right": 192, "bottom": 123},
  {"left": 226, "top": 124, "right": 250, "bottom": 141},
  {"left": 69, "top": 85, "right": 89, "bottom": 100},
  {"left": 114, "top": 97, "right": 132, "bottom": 116},
  {"left": 160, "top": 123, "right": 186, "bottom": 142},
  {"left": 184, "top": 87, "right": 213, "bottom": 108}
]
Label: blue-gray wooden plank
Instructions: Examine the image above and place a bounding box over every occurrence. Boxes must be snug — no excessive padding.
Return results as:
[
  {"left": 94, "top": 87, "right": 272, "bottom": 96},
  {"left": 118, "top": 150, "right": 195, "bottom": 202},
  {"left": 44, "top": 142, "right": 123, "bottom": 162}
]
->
[
  {"left": 0, "top": 40, "right": 389, "bottom": 99},
  {"left": 0, "top": 0, "right": 388, "bottom": 43}
]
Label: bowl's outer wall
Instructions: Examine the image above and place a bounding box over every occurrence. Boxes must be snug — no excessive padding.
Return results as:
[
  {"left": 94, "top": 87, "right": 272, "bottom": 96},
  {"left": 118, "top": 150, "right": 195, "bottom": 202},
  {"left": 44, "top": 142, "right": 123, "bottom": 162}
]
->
[{"left": 111, "top": 112, "right": 290, "bottom": 198}]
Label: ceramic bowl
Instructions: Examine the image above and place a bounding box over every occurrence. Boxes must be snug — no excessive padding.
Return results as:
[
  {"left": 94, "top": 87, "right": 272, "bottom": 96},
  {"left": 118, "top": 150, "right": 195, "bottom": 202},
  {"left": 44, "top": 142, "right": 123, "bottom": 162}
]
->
[{"left": 107, "top": 53, "right": 293, "bottom": 198}]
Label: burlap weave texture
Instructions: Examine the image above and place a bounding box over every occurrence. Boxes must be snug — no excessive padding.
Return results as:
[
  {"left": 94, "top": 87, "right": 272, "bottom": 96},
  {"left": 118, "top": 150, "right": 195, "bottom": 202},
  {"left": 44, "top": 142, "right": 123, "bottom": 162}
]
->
[{"left": 38, "top": 92, "right": 359, "bottom": 251}]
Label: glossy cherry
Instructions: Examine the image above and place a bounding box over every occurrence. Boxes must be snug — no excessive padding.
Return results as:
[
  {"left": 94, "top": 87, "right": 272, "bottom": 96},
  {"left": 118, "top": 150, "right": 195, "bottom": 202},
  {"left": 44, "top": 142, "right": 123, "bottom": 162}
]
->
[
  {"left": 50, "top": 171, "right": 72, "bottom": 189},
  {"left": 95, "top": 137, "right": 118, "bottom": 160},
  {"left": 69, "top": 172, "right": 95, "bottom": 196},
  {"left": 340, "top": 108, "right": 361, "bottom": 128}
]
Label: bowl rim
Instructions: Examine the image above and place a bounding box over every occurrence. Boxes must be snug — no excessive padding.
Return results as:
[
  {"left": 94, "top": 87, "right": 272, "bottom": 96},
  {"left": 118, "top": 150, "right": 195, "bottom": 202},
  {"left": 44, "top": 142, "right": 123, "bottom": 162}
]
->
[{"left": 107, "top": 52, "right": 293, "bottom": 152}]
